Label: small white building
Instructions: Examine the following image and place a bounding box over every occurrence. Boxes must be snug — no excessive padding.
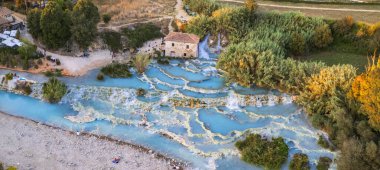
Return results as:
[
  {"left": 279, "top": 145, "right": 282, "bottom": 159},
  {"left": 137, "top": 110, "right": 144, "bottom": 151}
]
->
[{"left": 162, "top": 32, "right": 200, "bottom": 58}]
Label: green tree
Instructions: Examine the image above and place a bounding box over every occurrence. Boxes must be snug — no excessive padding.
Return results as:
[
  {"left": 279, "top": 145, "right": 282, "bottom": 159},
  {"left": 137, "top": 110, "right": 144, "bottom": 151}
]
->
[
  {"left": 71, "top": 0, "right": 100, "bottom": 50},
  {"left": 101, "top": 31, "right": 122, "bottom": 57},
  {"left": 40, "top": 1, "right": 72, "bottom": 49},
  {"left": 42, "top": 77, "right": 67, "bottom": 103},
  {"left": 289, "top": 153, "right": 310, "bottom": 170},
  {"left": 27, "top": 8, "right": 42, "bottom": 39},
  {"left": 186, "top": 15, "right": 214, "bottom": 38}
]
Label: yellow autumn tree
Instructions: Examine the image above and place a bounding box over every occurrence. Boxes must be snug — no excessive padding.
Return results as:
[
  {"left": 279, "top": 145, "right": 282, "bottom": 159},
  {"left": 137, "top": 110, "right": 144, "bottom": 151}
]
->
[
  {"left": 245, "top": 0, "right": 258, "bottom": 12},
  {"left": 349, "top": 56, "right": 380, "bottom": 131}
]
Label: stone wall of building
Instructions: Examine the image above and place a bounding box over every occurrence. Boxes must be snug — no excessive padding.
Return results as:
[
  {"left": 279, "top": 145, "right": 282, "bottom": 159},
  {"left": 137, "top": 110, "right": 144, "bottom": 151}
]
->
[{"left": 164, "top": 41, "right": 198, "bottom": 58}]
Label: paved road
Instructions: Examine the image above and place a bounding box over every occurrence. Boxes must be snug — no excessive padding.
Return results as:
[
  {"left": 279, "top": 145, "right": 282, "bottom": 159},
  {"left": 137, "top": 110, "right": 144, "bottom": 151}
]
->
[{"left": 220, "top": 0, "right": 380, "bottom": 13}]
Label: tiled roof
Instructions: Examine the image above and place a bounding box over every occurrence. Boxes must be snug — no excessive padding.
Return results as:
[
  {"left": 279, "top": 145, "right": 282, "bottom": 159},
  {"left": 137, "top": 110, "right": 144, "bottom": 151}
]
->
[
  {"left": 164, "top": 32, "right": 200, "bottom": 44},
  {"left": 0, "top": 7, "right": 13, "bottom": 16}
]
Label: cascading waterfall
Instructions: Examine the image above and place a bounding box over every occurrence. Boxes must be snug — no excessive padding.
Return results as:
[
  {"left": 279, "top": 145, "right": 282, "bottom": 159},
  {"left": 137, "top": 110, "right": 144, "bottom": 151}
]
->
[
  {"left": 216, "top": 33, "right": 222, "bottom": 54},
  {"left": 226, "top": 91, "right": 240, "bottom": 110},
  {"left": 198, "top": 34, "right": 210, "bottom": 60}
]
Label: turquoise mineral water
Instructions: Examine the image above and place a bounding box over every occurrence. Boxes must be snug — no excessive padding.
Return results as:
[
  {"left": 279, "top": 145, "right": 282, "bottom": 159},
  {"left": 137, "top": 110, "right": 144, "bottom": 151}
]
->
[{"left": 0, "top": 36, "right": 335, "bottom": 169}]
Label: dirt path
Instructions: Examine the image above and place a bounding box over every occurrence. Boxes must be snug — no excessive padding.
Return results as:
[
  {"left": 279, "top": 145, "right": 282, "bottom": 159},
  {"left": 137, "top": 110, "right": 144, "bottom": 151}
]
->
[{"left": 220, "top": 0, "right": 380, "bottom": 13}]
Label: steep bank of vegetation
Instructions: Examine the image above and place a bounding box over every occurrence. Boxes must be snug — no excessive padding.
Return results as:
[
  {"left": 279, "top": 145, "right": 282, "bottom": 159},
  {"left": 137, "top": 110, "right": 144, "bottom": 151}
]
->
[{"left": 185, "top": 0, "right": 380, "bottom": 169}]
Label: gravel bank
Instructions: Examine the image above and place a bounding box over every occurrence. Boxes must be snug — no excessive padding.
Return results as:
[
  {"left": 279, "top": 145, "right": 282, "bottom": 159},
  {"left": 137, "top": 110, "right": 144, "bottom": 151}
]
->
[{"left": 0, "top": 112, "right": 185, "bottom": 170}]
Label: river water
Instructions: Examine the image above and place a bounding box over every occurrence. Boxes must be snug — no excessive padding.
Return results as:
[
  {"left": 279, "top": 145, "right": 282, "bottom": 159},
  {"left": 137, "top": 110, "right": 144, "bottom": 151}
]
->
[{"left": 0, "top": 36, "right": 335, "bottom": 169}]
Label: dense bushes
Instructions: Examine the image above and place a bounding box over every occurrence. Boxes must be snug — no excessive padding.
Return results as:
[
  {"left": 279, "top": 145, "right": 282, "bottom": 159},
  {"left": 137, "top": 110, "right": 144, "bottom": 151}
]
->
[
  {"left": 235, "top": 134, "right": 289, "bottom": 169},
  {"left": 187, "top": 9, "right": 332, "bottom": 57},
  {"left": 217, "top": 41, "right": 324, "bottom": 93},
  {"left": 100, "top": 63, "right": 132, "bottom": 78},
  {"left": 122, "top": 23, "right": 163, "bottom": 49},
  {"left": 289, "top": 153, "right": 310, "bottom": 170},
  {"left": 42, "top": 77, "right": 67, "bottom": 103},
  {"left": 297, "top": 65, "right": 357, "bottom": 118}
]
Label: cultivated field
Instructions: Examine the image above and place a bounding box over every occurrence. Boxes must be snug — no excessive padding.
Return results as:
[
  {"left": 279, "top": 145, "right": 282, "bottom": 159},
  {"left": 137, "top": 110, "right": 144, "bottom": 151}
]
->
[{"left": 219, "top": 0, "right": 380, "bottom": 24}]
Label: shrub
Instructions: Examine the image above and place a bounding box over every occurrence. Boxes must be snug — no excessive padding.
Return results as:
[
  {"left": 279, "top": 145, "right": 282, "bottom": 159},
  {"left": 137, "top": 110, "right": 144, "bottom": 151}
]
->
[
  {"left": 56, "top": 59, "right": 61, "bottom": 65},
  {"left": 313, "top": 25, "right": 333, "bottom": 48},
  {"left": 44, "top": 69, "right": 63, "bottom": 77},
  {"left": 42, "top": 77, "right": 67, "bottom": 103},
  {"left": 157, "top": 57, "right": 170, "bottom": 65},
  {"left": 317, "top": 135, "right": 330, "bottom": 149},
  {"left": 317, "top": 157, "right": 332, "bottom": 170},
  {"left": 44, "top": 71, "right": 54, "bottom": 77},
  {"left": 133, "top": 54, "right": 151, "bottom": 74},
  {"left": 100, "top": 63, "right": 132, "bottom": 78},
  {"left": 5, "top": 73, "right": 14, "bottom": 80},
  {"left": 15, "top": 82, "right": 33, "bottom": 95},
  {"left": 332, "top": 16, "right": 354, "bottom": 36},
  {"left": 6, "top": 166, "right": 17, "bottom": 170},
  {"left": 0, "top": 162, "right": 3, "bottom": 170},
  {"left": 96, "top": 72, "right": 105, "bottom": 81},
  {"left": 102, "top": 14, "right": 111, "bottom": 24},
  {"left": 235, "top": 134, "right": 289, "bottom": 169},
  {"left": 289, "top": 32, "right": 306, "bottom": 55},
  {"left": 289, "top": 153, "right": 310, "bottom": 170},
  {"left": 136, "top": 88, "right": 146, "bottom": 96}
]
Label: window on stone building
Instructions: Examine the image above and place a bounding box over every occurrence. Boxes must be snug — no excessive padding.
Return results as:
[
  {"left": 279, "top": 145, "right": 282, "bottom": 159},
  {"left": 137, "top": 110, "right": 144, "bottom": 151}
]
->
[
  {"left": 172, "top": 43, "right": 175, "bottom": 47},
  {"left": 186, "top": 45, "right": 189, "bottom": 49},
  {"left": 184, "top": 53, "right": 187, "bottom": 57}
]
